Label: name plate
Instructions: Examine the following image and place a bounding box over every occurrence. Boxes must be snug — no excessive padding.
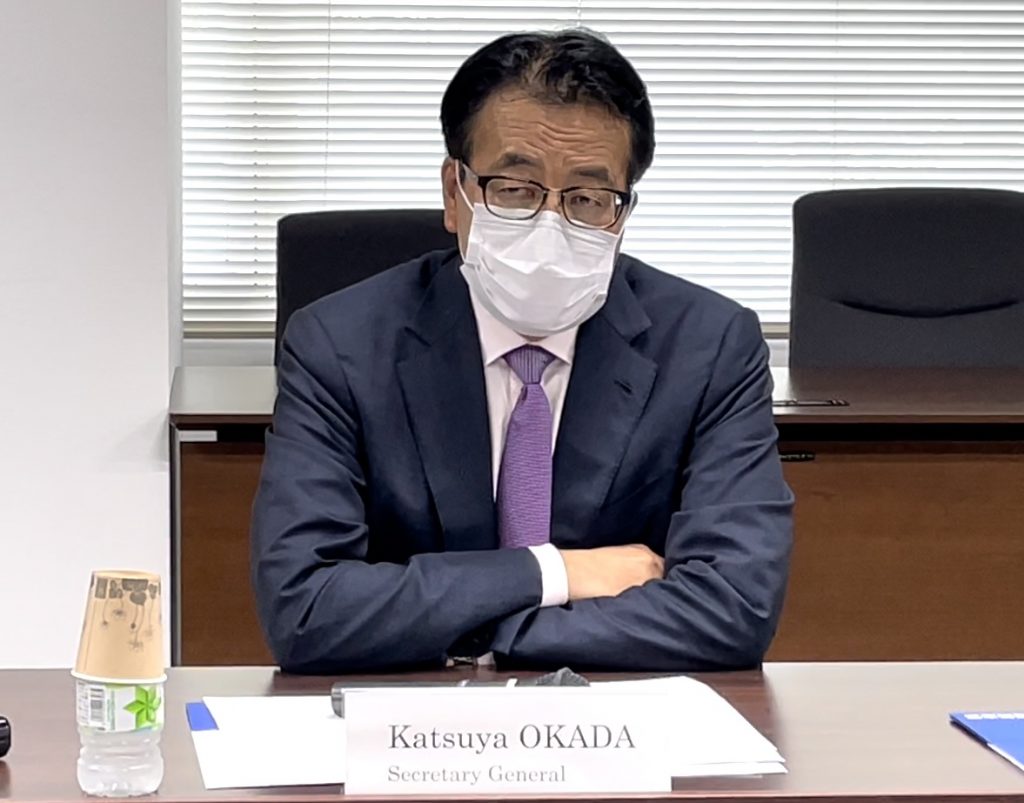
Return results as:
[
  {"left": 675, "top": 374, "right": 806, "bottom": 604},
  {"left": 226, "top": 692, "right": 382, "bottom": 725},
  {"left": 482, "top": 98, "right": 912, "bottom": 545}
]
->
[{"left": 343, "top": 687, "right": 669, "bottom": 795}]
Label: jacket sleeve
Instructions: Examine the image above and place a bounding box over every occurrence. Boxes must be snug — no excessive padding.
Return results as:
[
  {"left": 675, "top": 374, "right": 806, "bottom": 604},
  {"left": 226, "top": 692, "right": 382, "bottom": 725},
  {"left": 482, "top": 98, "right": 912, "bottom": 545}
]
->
[
  {"left": 251, "top": 307, "right": 542, "bottom": 673},
  {"left": 489, "top": 308, "right": 794, "bottom": 671}
]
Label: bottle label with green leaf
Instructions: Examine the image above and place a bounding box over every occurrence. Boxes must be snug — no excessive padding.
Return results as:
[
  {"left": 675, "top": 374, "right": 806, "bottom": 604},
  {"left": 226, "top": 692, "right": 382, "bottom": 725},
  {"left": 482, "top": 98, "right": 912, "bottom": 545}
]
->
[{"left": 76, "top": 680, "right": 164, "bottom": 733}]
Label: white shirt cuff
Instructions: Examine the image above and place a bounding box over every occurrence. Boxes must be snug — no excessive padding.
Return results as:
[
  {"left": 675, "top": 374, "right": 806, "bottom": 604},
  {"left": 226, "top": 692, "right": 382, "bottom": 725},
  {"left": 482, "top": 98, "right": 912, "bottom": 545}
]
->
[{"left": 528, "top": 543, "right": 569, "bottom": 607}]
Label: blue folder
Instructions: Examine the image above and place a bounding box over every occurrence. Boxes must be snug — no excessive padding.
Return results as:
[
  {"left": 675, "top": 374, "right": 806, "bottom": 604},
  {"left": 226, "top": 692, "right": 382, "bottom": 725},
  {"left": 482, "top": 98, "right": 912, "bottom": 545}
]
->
[
  {"left": 951, "top": 712, "right": 1024, "bottom": 772},
  {"left": 185, "top": 701, "right": 218, "bottom": 731}
]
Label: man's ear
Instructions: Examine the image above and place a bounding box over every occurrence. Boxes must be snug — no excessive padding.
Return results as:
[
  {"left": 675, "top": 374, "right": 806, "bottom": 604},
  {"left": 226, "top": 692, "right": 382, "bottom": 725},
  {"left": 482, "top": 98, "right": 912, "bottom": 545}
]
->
[{"left": 441, "top": 158, "right": 460, "bottom": 234}]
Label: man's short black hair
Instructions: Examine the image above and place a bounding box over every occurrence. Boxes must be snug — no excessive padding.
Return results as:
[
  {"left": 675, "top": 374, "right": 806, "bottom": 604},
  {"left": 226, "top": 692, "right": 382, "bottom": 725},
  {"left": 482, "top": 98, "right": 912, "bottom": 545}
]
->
[{"left": 441, "top": 29, "right": 655, "bottom": 186}]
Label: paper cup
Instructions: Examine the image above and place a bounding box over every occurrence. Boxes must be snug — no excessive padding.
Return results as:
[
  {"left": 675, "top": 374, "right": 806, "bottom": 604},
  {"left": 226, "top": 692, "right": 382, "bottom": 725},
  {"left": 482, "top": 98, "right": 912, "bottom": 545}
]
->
[{"left": 74, "top": 571, "right": 165, "bottom": 683}]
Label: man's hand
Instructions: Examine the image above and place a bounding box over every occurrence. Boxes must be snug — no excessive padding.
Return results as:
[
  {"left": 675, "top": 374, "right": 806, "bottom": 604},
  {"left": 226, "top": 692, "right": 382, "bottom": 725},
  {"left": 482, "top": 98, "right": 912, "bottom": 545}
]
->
[{"left": 558, "top": 545, "right": 664, "bottom": 601}]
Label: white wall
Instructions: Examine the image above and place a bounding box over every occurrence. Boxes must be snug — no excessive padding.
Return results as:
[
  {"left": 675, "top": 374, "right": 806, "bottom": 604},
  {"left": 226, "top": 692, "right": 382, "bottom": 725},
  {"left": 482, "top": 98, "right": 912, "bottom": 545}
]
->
[{"left": 0, "top": 1, "right": 177, "bottom": 667}]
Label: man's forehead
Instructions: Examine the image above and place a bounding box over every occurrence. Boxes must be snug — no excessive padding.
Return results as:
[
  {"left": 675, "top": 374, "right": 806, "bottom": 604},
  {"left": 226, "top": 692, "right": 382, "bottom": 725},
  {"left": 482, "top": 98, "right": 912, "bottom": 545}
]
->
[
  {"left": 469, "top": 92, "right": 631, "bottom": 181},
  {"left": 490, "top": 150, "right": 615, "bottom": 183},
  {"left": 480, "top": 91, "right": 625, "bottom": 134},
  {"left": 492, "top": 151, "right": 539, "bottom": 169}
]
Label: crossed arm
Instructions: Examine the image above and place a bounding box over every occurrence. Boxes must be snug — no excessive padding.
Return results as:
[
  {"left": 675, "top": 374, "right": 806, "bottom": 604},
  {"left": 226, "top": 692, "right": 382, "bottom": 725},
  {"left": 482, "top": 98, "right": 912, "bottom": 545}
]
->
[{"left": 251, "top": 306, "right": 792, "bottom": 673}]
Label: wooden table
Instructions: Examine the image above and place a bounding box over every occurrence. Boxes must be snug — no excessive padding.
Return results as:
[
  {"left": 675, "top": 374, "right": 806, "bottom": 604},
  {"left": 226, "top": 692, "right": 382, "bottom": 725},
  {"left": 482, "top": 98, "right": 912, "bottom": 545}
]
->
[
  {"left": 767, "top": 368, "right": 1024, "bottom": 663},
  {"left": 3, "top": 662, "right": 1024, "bottom": 802},
  {"left": 170, "top": 366, "right": 1024, "bottom": 667}
]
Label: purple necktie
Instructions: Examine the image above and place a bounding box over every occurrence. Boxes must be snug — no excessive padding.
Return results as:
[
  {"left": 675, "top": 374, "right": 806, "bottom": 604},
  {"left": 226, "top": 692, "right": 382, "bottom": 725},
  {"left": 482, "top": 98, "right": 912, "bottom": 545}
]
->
[{"left": 497, "top": 345, "right": 556, "bottom": 549}]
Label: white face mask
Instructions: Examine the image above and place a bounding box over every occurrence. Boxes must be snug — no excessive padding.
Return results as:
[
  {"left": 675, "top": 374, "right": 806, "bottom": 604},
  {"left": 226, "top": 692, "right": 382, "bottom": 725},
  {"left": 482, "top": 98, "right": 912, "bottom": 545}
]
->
[{"left": 457, "top": 182, "right": 625, "bottom": 338}]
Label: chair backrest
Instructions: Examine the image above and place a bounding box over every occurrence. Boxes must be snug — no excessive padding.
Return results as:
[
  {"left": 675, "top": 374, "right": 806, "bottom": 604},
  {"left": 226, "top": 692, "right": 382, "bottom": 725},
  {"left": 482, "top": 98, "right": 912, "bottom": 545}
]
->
[
  {"left": 275, "top": 208, "right": 457, "bottom": 356},
  {"left": 789, "top": 187, "right": 1024, "bottom": 368}
]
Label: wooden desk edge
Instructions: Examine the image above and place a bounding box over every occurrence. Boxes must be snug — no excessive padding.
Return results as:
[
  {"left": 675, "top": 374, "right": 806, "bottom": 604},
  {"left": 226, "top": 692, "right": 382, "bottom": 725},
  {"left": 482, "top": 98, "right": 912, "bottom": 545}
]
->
[
  {"left": 180, "top": 793, "right": 1024, "bottom": 803},
  {"left": 168, "top": 366, "right": 1024, "bottom": 428},
  {"left": 170, "top": 412, "right": 1024, "bottom": 428},
  {"left": 172, "top": 413, "right": 271, "bottom": 428},
  {"left": 773, "top": 412, "right": 1024, "bottom": 426}
]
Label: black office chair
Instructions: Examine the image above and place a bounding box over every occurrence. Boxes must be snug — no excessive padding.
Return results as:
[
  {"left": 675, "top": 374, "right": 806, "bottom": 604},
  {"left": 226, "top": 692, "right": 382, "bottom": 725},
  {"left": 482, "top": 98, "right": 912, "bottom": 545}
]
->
[
  {"left": 275, "top": 208, "right": 457, "bottom": 358},
  {"left": 789, "top": 187, "right": 1024, "bottom": 368}
]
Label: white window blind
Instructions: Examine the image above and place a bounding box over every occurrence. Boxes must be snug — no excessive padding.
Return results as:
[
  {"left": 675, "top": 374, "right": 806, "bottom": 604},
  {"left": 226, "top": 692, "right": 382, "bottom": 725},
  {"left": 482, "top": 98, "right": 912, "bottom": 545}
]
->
[{"left": 182, "top": 1, "right": 1024, "bottom": 335}]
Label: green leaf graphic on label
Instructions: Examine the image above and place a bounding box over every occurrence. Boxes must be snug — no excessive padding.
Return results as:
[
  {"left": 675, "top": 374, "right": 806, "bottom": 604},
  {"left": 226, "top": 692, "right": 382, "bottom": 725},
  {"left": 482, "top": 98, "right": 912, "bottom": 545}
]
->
[{"left": 124, "top": 685, "right": 161, "bottom": 729}]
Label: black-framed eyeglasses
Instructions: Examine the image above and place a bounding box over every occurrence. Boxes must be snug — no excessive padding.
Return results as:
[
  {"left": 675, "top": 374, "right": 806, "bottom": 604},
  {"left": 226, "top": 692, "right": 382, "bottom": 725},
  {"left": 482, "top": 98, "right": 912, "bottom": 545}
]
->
[{"left": 460, "top": 162, "right": 633, "bottom": 230}]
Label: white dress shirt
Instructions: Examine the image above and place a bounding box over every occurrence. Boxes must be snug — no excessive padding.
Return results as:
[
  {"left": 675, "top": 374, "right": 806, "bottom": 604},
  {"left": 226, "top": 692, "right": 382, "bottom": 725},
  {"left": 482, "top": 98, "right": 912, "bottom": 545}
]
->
[{"left": 467, "top": 294, "right": 574, "bottom": 609}]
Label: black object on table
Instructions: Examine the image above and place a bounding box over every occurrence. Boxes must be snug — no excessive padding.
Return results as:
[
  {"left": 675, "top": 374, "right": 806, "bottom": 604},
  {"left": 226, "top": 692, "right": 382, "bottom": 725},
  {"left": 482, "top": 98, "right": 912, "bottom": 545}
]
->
[{"left": 330, "top": 667, "right": 590, "bottom": 716}]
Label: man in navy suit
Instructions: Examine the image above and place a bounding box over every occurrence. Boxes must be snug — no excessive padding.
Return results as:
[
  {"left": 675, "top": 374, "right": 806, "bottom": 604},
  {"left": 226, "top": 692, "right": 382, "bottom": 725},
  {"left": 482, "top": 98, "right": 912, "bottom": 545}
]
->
[{"left": 251, "top": 29, "right": 793, "bottom": 673}]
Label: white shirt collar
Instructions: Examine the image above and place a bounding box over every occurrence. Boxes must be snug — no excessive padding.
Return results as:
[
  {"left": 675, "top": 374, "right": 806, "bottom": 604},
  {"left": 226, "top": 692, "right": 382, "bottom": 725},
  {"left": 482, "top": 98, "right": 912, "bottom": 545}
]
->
[{"left": 467, "top": 290, "right": 578, "bottom": 368}]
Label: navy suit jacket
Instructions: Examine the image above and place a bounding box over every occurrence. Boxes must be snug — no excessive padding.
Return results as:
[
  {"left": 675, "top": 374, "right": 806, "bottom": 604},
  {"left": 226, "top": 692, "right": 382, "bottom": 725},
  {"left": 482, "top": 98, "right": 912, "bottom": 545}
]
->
[{"left": 251, "top": 249, "right": 793, "bottom": 673}]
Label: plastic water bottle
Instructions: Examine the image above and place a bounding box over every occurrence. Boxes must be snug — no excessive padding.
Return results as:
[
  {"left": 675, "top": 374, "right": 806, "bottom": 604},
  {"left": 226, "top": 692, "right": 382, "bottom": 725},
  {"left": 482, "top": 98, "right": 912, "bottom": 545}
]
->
[
  {"left": 77, "top": 728, "right": 164, "bottom": 796},
  {"left": 75, "top": 679, "right": 165, "bottom": 796}
]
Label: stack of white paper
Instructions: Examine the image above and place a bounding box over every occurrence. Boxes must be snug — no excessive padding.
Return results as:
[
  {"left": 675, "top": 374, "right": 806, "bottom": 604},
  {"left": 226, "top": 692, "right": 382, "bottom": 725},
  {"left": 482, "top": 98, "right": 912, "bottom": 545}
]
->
[
  {"left": 190, "top": 695, "right": 346, "bottom": 789},
  {"left": 187, "top": 676, "right": 783, "bottom": 790},
  {"left": 597, "top": 676, "right": 786, "bottom": 777}
]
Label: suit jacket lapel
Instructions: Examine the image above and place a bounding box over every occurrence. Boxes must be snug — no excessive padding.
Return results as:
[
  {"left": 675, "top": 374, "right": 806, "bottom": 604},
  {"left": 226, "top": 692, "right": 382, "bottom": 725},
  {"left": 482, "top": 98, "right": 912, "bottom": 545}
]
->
[
  {"left": 396, "top": 259, "right": 497, "bottom": 552},
  {"left": 552, "top": 267, "right": 658, "bottom": 547}
]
